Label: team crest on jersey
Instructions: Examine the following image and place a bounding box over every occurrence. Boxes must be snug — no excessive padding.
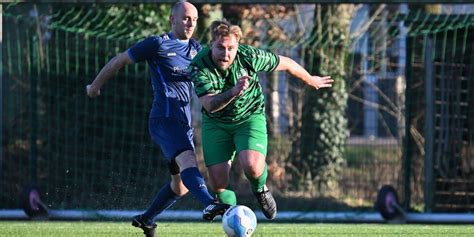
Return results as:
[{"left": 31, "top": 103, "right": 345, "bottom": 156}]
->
[{"left": 190, "top": 49, "right": 198, "bottom": 59}]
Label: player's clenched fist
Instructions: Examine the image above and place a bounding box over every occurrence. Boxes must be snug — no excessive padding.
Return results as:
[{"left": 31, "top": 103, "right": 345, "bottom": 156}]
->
[
  {"left": 232, "top": 75, "right": 250, "bottom": 96},
  {"left": 86, "top": 84, "right": 101, "bottom": 98}
]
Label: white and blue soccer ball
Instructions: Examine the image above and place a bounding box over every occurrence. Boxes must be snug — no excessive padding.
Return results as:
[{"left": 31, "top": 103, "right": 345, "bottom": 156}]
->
[{"left": 222, "top": 205, "right": 257, "bottom": 237}]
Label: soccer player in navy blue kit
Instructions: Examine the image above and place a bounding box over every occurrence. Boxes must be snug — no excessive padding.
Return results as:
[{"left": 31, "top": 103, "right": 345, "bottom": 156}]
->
[{"left": 86, "top": 1, "right": 229, "bottom": 237}]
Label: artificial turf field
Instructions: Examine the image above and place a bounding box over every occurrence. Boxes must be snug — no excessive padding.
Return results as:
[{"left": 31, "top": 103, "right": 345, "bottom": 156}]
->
[{"left": 0, "top": 221, "right": 473, "bottom": 236}]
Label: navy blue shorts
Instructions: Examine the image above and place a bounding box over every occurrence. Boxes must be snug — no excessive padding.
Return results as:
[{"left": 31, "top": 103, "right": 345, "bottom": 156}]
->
[{"left": 149, "top": 117, "right": 194, "bottom": 161}]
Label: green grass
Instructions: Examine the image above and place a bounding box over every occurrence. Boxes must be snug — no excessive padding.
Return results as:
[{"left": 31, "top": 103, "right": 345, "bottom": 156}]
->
[{"left": 1, "top": 221, "right": 473, "bottom": 236}]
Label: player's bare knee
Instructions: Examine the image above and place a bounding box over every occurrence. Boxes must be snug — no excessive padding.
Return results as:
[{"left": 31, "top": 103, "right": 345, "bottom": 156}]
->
[
  {"left": 239, "top": 151, "right": 265, "bottom": 174},
  {"left": 242, "top": 162, "right": 264, "bottom": 178},
  {"left": 175, "top": 150, "right": 198, "bottom": 171},
  {"left": 243, "top": 167, "right": 261, "bottom": 178}
]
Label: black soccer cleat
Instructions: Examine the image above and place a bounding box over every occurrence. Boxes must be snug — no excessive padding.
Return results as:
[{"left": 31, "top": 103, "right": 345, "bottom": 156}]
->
[
  {"left": 132, "top": 215, "right": 157, "bottom": 237},
  {"left": 254, "top": 185, "right": 277, "bottom": 220},
  {"left": 202, "top": 202, "right": 231, "bottom": 221}
]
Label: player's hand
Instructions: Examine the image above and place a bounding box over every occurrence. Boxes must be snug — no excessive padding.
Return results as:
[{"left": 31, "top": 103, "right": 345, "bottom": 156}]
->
[
  {"left": 232, "top": 75, "right": 250, "bottom": 96},
  {"left": 309, "top": 76, "right": 333, "bottom": 90},
  {"left": 86, "top": 84, "right": 101, "bottom": 98}
]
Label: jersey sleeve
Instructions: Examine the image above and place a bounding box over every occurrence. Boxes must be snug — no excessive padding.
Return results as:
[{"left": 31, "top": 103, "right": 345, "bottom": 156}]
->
[
  {"left": 127, "top": 36, "right": 163, "bottom": 63},
  {"left": 242, "top": 45, "right": 280, "bottom": 73},
  {"left": 190, "top": 63, "right": 214, "bottom": 97}
]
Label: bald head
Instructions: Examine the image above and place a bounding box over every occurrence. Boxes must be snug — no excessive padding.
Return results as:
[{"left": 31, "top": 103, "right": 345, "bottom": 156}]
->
[
  {"left": 170, "top": 1, "right": 198, "bottom": 40},
  {"left": 172, "top": 1, "right": 197, "bottom": 15}
]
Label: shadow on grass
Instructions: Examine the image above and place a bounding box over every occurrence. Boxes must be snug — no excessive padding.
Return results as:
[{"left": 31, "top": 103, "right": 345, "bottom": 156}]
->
[{"left": 171, "top": 193, "right": 374, "bottom": 213}]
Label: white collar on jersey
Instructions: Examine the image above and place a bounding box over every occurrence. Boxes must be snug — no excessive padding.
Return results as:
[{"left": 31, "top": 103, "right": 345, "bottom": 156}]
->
[{"left": 168, "top": 32, "right": 189, "bottom": 45}]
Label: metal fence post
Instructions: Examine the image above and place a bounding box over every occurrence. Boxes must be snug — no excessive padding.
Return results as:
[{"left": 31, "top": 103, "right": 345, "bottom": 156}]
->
[
  {"left": 29, "top": 35, "right": 38, "bottom": 185},
  {"left": 424, "top": 35, "right": 435, "bottom": 212},
  {"left": 403, "top": 35, "right": 413, "bottom": 211}
]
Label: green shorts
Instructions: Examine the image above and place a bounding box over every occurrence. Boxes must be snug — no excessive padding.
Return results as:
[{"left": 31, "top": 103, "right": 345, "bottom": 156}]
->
[{"left": 201, "top": 113, "right": 267, "bottom": 166}]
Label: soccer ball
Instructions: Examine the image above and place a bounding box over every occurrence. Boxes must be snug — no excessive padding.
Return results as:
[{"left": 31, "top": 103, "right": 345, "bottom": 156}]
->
[{"left": 222, "top": 205, "right": 257, "bottom": 237}]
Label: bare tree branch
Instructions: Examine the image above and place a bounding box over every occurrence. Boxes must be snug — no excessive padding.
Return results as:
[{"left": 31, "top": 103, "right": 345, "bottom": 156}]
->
[{"left": 348, "top": 94, "right": 398, "bottom": 118}]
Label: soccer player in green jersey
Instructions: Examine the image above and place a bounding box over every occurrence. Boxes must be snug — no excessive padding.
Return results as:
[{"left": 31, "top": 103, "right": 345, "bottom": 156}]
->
[{"left": 190, "top": 20, "right": 334, "bottom": 220}]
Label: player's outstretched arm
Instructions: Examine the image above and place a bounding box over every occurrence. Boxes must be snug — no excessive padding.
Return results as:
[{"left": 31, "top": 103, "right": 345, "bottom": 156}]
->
[
  {"left": 86, "top": 51, "right": 134, "bottom": 98},
  {"left": 274, "top": 55, "right": 334, "bottom": 90}
]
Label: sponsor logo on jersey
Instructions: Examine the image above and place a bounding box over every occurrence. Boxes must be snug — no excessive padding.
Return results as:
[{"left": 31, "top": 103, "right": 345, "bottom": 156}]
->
[
  {"left": 173, "top": 66, "right": 189, "bottom": 74},
  {"left": 167, "top": 52, "right": 177, "bottom": 57}
]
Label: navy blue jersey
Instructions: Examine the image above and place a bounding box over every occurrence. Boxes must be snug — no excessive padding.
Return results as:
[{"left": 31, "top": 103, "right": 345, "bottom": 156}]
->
[{"left": 128, "top": 32, "right": 201, "bottom": 125}]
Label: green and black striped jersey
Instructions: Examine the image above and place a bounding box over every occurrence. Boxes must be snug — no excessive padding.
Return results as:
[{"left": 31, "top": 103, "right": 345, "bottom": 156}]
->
[{"left": 190, "top": 44, "right": 279, "bottom": 123}]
